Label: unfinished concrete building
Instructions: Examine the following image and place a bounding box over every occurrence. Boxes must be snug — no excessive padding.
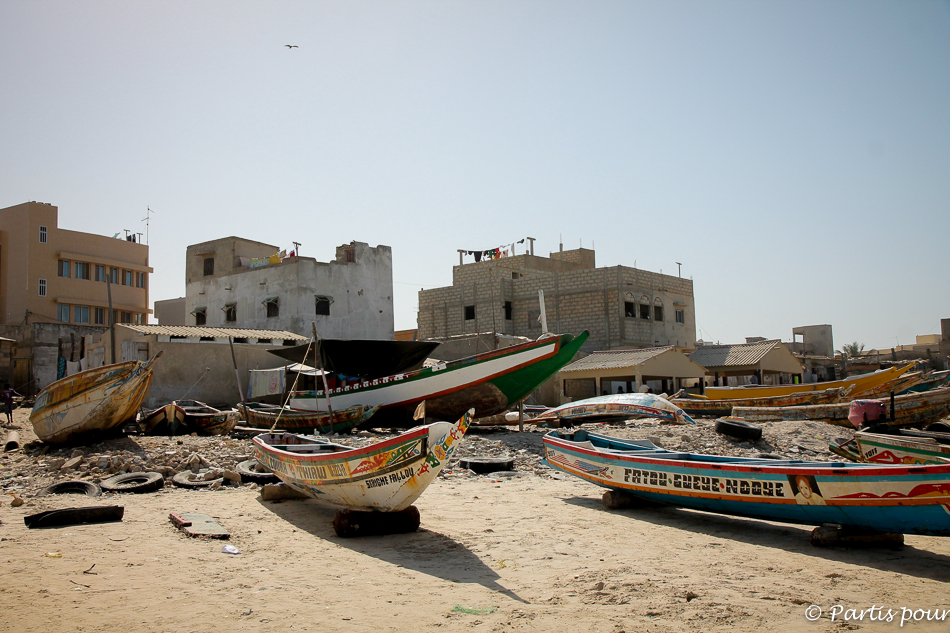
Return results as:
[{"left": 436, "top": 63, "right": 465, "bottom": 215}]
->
[{"left": 417, "top": 245, "right": 696, "bottom": 352}]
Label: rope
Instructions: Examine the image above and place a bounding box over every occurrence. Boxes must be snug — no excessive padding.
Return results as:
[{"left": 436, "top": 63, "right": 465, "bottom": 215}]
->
[
  {"left": 179, "top": 367, "right": 211, "bottom": 401},
  {"left": 269, "top": 335, "right": 315, "bottom": 432}
]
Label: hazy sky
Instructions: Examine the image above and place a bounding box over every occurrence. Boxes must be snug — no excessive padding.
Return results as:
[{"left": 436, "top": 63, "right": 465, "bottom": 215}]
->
[{"left": 2, "top": 1, "right": 948, "bottom": 350}]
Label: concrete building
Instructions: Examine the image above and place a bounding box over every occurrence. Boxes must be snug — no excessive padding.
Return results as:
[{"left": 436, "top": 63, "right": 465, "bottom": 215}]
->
[
  {"left": 184, "top": 238, "right": 394, "bottom": 340},
  {"left": 154, "top": 297, "right": 186, "bottom": 325},
  {"left": 0, "top": 201, "right": 151, "bottom": 327},
  {"left": 417, "top": 244, "right": 695, "bottom": 353},
  {"left": 789, "top": 324, "right": 834, "bottom": 358},
  {"left": 558, "top": 347, "right": 707, "bottom": 401},
  {"left": 689, "top": 340, "right": 804, "bottom": 387}
]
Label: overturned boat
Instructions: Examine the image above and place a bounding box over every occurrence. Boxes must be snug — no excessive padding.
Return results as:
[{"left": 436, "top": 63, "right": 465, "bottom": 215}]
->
[
  {"left": 30, "top": 353, "right": 161, "bottom": 444},
  {"left": 532, "top": 392, "right": 696, "bottom": 425}
]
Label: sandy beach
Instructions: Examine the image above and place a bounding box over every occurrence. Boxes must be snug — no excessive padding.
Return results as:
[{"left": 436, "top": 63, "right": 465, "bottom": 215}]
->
[{"left": 3, "top": 407, "right": 950, "bottom": 633}]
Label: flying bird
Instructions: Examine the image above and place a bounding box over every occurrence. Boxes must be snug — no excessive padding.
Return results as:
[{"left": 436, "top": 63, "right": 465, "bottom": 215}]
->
[{"left": 285, "top": 44, "right": 298, "bottom": 49}]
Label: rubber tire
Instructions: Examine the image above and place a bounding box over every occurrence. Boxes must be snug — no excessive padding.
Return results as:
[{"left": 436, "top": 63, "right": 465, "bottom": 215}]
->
[
  {"left": 172, "top": 470, "right": 224, "bottom": 488},
  {"left": 926, "top": 421, "right": 950, "bottom": 434},
  {"left": 714, "top": 417, "right": 763, "bottom": 442},
  {"left": 38, "top": 480, "right": 101, "bottom": 497},
  {"left": 100, "top": 472, "right": 165, "bottom": 493},
  {"left": 236, "top": 459, "right": 279, "bottom": 484}
]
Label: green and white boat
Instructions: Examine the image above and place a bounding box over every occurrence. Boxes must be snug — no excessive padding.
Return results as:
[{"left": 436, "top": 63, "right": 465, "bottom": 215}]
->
[{"left": 289, "top": 331, "right": 588, "bottom": 427}]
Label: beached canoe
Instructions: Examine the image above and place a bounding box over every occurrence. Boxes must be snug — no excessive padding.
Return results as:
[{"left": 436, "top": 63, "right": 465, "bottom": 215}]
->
[
  {"left": 832, "top": 427, "right": 950, "bottom": 466},
  {"left": 239, "top": 402, "right": 380, "bottom": 434},
  {"left": 848, "top": 370, "right": 928, "bottom": 399},
  {"left": 532, "top": 393, "right": 696, "bottom": 425},
  {"left": 253, "top": 410, "right": 472, "bottom": 512},
  {"left": 288, "top": 331, "right": 588, "bottom": 427},
  {"left": 139, "top": 402, "right": 186, "bottom": 435},
  {"left": 703, "top": 364, "right": 913, "bottom": 400},
  {"left": 732, "top": 386, "right": 950, "bottom": 427},
  {"left": 671, "top": 387, "right": 848, "bottom": 418},
  {"left": 30, "top": 353, "right": 161, "bottom": 444},
  {"left": 174, "top": 400, "right": 239, "bottom": 435},
  {"left": 543, "top": 429, "right": 950, "bottom": 536}
]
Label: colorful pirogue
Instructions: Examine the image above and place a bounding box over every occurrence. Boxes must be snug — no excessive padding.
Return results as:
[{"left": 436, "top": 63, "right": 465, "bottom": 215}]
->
[
  {"left": 532, "top": 393, "right": 696, "bottom": 425},
  {"left": 239, "top": 402, "right": 380, "bottom": 434},
  {"left": 543, "top": 429, "right": 950, "bottom": 536},
  {"left": 253, "top": 410, "right": 472, "bottom": 513}
]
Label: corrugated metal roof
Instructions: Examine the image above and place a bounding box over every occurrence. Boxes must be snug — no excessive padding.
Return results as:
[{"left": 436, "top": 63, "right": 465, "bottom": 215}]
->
[
  {"left": 688, "top": 339, "right": 781, "bottom": 368},
  {"left": 560, "top": 347, "right": 674, "bottom": 373},
  {"left": 117, "top": 324, "right": 308, "bottom": 341}
]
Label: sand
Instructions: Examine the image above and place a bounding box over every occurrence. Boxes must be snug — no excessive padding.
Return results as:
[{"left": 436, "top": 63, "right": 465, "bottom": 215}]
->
[{"left": 3, "top": 409, "right": 950, "bottom": 632}]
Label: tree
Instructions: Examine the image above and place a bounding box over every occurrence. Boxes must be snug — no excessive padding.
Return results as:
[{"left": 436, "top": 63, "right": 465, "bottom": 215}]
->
[{"left": 838, "top": 341, "right": 865, "bottom": 357}]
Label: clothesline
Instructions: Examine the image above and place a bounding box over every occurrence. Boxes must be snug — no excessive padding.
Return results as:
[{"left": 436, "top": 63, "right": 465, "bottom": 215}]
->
[{"left": 463, "top": 237, "right": 528, "bottom": 262}]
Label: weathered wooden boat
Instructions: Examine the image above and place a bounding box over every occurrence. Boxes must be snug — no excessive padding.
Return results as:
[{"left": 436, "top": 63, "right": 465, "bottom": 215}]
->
[
  {"left": 848, "top": 370, "right": 927, "bottom": 399},
  {"left": 703, "top": 364, "right": 913, "bottom": 400},
  {"left": 139, "top": 402, "right": 186, "bottom": 435},
  {"left": 174, "top": 400, "right": 239, "bottom": 435},
  {"left": 671, "top": 387, "right": 847, "bottom": 418},
  {"left": 239, "top": 402, "right": 380, "bottom": 434},
  {"left": 832, "top": 426, "right": 950, "bottom": 466},
  {"left": 253, "top": 410, "right": 472, "bottom": 512},
  {"left": 732, "top": 386, "right": 950, "bottom": 428},
  {"left": 543, "top": 429, "right": 950, "bottom": 536},
  {"left": 288, "top": 331, "right": 588, "bottom": 427},
  {"left": 902, "top": 370, "right": 950, "bottom": 395},
  {"left": 532, "top": 393, "right": 696, "bottom": 425},
  {"left": 30, "top": 353, "right": 161, "bottom": 444}
]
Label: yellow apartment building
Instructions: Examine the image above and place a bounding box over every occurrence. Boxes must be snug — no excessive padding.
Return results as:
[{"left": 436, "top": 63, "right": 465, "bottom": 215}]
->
[{"left": 0, "top": 201, "right": 151, "bottom": 327}]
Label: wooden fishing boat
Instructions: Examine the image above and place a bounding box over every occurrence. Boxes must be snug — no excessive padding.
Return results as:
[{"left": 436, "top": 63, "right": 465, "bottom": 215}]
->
[
  {"left": 671, "top": 387, "right": 847, "bottom": 418},
  {"left": 732, "top": 386, "right": 950, "bottom": 428},
  {"left": 174, "top": 400, "right": 239, "bottom": 435},
  {"left": 703, "top": 364, "right": 913, "bottom": 400},
  {"left": 532, "top": 393, "right": 696, "bottom": 425},
  {"left": 543, "top": 429, "right": 950, "bottom": 536},
  {"left": 139, "top": 402, "right": 186, "bottom": 435},
  {"left": 832, "top": 427, "right": 950, "bottom": 466},
  {"left": 848, "top": 370, "right": 927, "bottom": 399},
  {"left": 30, "top": 353, "right": 161, "bottom": 444},
  {"left": 253, "top": 410, "right": 472, "bottom": 512},
  {"left": 902, "top": 370, "right": 950, "bottom": 395},
  {"left": 288, "top": 331, "right": 589, "bottom": 427},
  {"left": 239, "top": 402, "right": 380, "bottom": 434}
]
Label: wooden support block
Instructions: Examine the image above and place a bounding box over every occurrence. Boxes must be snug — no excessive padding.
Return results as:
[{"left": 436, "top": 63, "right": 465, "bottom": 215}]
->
[
  {"left": 602, "top": 489, "right": 652, "bottom": 510},
  {"left": 810, "top": 524, "right": 904, "bottom": 549},
  {"left": 169, "top": 511, "right": 230, "bottom": 539},
  {"left": 332, "top": 506, "right": 421, "bottom": 538},
  {"left": 260, "top": 483, "right": 310, "bottom": 501}
]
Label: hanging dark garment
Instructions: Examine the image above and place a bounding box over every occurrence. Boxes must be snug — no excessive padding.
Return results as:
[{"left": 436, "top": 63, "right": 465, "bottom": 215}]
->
[{"left": 474, "top": 251, "right": 482, "bottom": 262}]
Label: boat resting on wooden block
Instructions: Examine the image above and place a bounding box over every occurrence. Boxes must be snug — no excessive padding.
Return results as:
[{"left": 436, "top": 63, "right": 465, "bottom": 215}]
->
[
  {"left": 671, "top": 387, "right": 848, "bottom": 418},
  {"left": 543, "top": 429, "right": 950, "bottom": 536},
  {"left": 30, "top": 353, "right": 161, "bottom": 444},
  {"left": 239, "top": 402, "right": 380, "bottom": 434},
  {"left": 252, "top": 410, "right": 472, "bottom": 512},
  {"left": 703, "top": 364, "right": 913, "bottom": 400},
  {"left": 288, "top": 331, "right": 588, "bottom": 427},
  {"left": 532, "top": 393, "right": 695, "bottom": 425},
  {"left": 732, "top": 386, "right": 950, "bottom": 428}
]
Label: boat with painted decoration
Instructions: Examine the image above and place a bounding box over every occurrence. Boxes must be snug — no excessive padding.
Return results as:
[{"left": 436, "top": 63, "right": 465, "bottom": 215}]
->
[
  {"left": 253, "top": 410, "right": 472, "bottom": 512},
  {"left": 287, "top": 332, "right": 588, "bottom": 427},
  {"left": 532, "top": 392, "right": 696, "bottom": 425},
  {"left": 239, "top": 402, "right": 380, "bottom": 434},
  {"left": 30, "top": 353, "right": 161, "bottom": 444},
  {"left": 832, "top": 426, "right": 950, "bottom": 466},
  {"left": 175, "top": 400, "right": 239, "bottom": 435},
  {"left": 703, "top": 364, "right": 913, "bottom": 400},
  {"left": 671, "top": 387, "right": 848, "bottom": 418},
  {"left": 543, "top": 429, "right": 950, "bottom": 536}
]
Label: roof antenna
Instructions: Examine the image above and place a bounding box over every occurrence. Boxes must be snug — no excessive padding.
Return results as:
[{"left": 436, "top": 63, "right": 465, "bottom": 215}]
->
[{"left": 142, "top": 206, "right": 154, "bottom": 245}]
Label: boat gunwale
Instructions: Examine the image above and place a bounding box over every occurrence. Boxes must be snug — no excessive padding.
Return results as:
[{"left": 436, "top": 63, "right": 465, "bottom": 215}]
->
[{"left": 253, "top": 423, "right": 434, "bottom": 464}]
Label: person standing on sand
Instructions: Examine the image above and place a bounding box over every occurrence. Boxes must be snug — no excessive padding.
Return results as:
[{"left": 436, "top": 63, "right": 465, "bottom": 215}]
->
[{"left": 2, "top": 383, "right": 21, "bottom": 426}]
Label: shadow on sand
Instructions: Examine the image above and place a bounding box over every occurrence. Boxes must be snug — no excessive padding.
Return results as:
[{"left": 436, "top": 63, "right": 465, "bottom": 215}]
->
[
  {"left": 256, "top": 497, "right": 527, "bottom": 603},
  {"left": 561, "top": 494, "right": 950, "bottom": 583}
]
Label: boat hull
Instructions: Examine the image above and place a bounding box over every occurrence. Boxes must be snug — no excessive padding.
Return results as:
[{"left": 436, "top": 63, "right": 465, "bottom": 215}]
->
[
  {"left": 533, "top": 393, "right": 695, "bottom": 425},
  {"left": 253, "top": 411, "right": 472, "bottom": 512},
  {"left": 543, "top": 429, "right": 950, "bottom": 536},
  {"left": 854, "top": 431, "right": 950, "bottom": 466},
  {"left": 30, "top": 356, "right": 159, "bottom": 444},
  {"left": 289, "top": 332, "right": 588, "bottom": 426},
  {"left": 703, "top": 364, "right": 912, "bottom": 400},
  {"left": 672, "top": 387, "right": 846, "bottom": 417},
  {"left": 239, "top": 403, "right": 380, "bottom": 434}
]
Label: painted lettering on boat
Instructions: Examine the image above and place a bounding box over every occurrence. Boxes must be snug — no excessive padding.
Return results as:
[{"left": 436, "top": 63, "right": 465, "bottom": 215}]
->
[
  {"left": 622, "top": 468, "right": 786, "bottom": 498},
  {"left": 365, "top": 467, "right": 415, "bottom": 489}
]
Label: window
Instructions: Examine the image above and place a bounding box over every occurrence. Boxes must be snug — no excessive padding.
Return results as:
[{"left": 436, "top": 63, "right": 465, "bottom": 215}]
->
[
  {"left": 111, "top": 267, "right": 119, "bottom": 284},
  {"left": 75, "top": 262, "right": 90, "bottom": 280},
  {"left": 74, "top": 306, "right": 90, "bottom": 324},
  {"left": 121, "top": 311, "right": 132, "bottom": 324},
  {"left": 39, "top": 226, "right": 47, "bottom": 243},
  {"left": 654, "top": 305, "right": 664, "bottom": 322},
  {"left": 224, "top": 303, "right": 237, "bottom": 322},
  {"left": 624, "top": 301, "right": 635, "bottom": 318},
  {"left": 639, "top": 303, "right": 651, "bottom": 320},
  {"left": 344, "top": 248, "right": 355, "bottom": 263},
  {"left": 94, "top": 307, "right": 105, "bottom": 325},
  {"left": 57, "top": 304, "right": 70, "bottom": 322},
  {"left": 504, "top": 301, "right": 512, "bottom": 320},
  {"left": 58, "top": 260, "right": 70, "bottom": 278},
  {"left": 134, "top": 313, "right": 145, "bottom": 325},
  {"left": 136, "top": 272, "right": 145, "bottom": 288},
  {"left": 124, "top": 270, "right": 133, "bottom": 286},
  {"left": 193, "top": 306, "right": 207, "bottom": 326},
  {"left": 95, "top": 265, "right": 106, "bottom": 282},
  {"left": 264, "top": 297, "right": 279, "bottom": 318},
  {"left": 315, "top": 295, "right": 332, "bottom": 316},
  {"left": 464, "top": 305, "right": 475, "bottom": 320},
  {"left": 38, "top": 279, "right": 47, "bottom": 297},
  {"left": 675, "top": 310, "right": 685, "bottom": 324},
  {"left": 203, "top": 257, "right": 214, "bottom": 276}
]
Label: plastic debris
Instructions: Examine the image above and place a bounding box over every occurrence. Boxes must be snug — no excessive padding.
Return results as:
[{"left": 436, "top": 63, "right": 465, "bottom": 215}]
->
[{"left": 221, "top": 545, "right": 241, "bottom": 554}]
